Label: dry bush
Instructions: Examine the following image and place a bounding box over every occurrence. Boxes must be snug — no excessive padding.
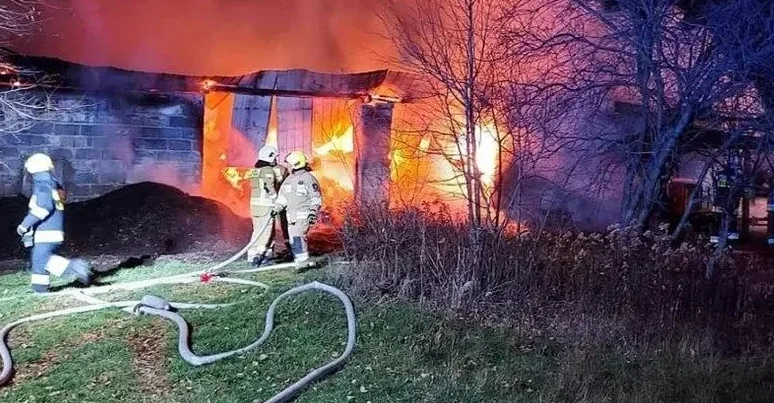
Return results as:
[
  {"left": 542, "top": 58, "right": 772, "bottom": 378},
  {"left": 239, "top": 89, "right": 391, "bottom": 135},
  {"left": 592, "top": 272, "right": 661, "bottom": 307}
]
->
[{"left": 338, "top": 204, "right": 774, "bottom": 353}]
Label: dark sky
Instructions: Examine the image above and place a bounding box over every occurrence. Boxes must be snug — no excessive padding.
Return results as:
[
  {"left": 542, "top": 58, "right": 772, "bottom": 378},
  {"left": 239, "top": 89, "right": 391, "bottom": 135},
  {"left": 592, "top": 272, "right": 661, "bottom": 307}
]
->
[{"left": 11, "top": 0, "right": 397, "bottom": 75}]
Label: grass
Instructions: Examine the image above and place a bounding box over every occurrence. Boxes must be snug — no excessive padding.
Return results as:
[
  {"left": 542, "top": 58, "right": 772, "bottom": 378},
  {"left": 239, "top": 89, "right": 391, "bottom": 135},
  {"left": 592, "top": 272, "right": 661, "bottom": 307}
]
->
[{"left": 1, "top": 258, "right": 773, "bottom": 402}]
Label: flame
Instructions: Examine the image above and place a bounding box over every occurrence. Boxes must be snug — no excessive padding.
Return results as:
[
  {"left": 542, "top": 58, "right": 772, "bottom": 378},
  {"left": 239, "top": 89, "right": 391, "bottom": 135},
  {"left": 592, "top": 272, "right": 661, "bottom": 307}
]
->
[
  {"left": 469, "top": 122, "right": 500, "bottom": 187},
  {"left": 200, "top": 92, "right": 508, "bottom": 228},
  {"left": 266, "top": 126, "right": 278, "bottom": 148},
  {"left": 440, "top": 121, "right": 502, "bottom": 189},
  {"left": 311, "top": 99, "right": 357, "bottom": 216},
  {"left": 222, "top": 167, "right": 244, "bottom": 189},
  {"left": 387, "top": 109, "right": 508, "bottom": 220},
  {"left": 201, "top": 92, "right": 251, "bottom": 217},
  {"left": 418, "top": 136, "right": 431, "bottom": 152},
  {"left": 314, "top": 125, "right": 354, "bottom": 156}
]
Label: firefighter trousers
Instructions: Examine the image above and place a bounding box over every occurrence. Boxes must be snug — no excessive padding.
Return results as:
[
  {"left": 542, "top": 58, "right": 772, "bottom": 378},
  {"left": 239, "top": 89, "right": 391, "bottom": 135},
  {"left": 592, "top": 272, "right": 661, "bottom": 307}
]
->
[
  {"left": 278, "top": 210, "right": 292, "bottom": 254},
  {"left": 30, "top": 242, "right": 74, "bottom": 293},
  {"left": 247, "top": 214, "right": 275, "bottom": 262},
  {"left": 288, "top": 219, "right": 311, "bottom": 263}
]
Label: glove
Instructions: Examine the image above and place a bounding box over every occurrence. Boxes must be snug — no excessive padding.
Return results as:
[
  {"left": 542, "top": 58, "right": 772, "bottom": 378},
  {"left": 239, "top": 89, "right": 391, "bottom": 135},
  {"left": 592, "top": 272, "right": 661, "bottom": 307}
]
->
[
  {"left": 308, "top": 214, "right": 317, "bottom": 225},
  {"left": 21, "top": 233, "right": 33, "bottom": 248},
  {"left": 16, "top": 225, "right": 28, "bottom": 236}
]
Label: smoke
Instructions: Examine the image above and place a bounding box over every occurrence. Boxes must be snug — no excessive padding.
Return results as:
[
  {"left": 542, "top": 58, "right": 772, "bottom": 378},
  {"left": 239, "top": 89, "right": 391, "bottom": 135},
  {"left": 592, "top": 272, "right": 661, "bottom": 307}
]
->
[
  {"left": 11, "top": 0, "right": 397, "bottom": 74},
  {"left": 126, "top": 161, "right": 200, "bottom": 196}
]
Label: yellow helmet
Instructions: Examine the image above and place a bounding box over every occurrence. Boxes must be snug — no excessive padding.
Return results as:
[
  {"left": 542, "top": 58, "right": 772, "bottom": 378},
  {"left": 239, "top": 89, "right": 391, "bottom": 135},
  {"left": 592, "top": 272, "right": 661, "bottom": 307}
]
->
[
  {"left": 24, "top": 153, "right": 54, "bottom": 174},
  {"left": 285, "top": 151, "right": 308, "bottom": 170}
]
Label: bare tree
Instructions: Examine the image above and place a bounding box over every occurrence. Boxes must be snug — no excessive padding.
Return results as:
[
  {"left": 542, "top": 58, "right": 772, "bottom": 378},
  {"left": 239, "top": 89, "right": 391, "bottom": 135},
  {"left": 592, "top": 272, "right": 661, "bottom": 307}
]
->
[
  {"left": 518, "top": 0, "right": 774, "bottom": 230},
  {"left": 380, "top": 0, "right": 569, "bottom": 231},
  {"left": 379, "top": 0, "right": 510, "bottom": 227},
  {"left": 0, "top": 1, "right": 58, "bottom": 164}
]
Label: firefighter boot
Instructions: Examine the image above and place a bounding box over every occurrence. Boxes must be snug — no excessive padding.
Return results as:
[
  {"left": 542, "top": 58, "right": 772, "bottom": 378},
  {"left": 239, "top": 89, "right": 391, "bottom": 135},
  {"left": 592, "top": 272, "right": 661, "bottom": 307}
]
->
[
  {"left": 252, "top": 251, "right": 277, "bottom": 267},
  {"left": 68, "top": 259, "right": 93, "bottom": 285},
  {"left": 294, "top": 258, "right": 318, "bottom": 273}
]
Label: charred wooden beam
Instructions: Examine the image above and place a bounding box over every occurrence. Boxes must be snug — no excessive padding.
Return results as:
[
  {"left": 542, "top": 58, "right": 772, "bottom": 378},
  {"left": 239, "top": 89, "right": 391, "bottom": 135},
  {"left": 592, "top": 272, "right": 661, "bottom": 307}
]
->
[{"left": 0, "top": 53, "right": 424, "bottom": 102}]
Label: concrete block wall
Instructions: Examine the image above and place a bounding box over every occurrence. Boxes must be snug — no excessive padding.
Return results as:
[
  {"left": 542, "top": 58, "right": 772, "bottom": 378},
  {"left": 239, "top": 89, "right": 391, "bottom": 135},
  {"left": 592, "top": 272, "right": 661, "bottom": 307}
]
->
[{"left": 0, "top": 90, "right": 203, "bottom": 200}]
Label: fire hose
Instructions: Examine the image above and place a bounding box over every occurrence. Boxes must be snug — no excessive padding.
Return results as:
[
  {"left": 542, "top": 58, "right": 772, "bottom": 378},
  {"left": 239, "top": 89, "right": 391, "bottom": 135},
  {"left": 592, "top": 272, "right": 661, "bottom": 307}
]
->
[
  {"left": 0, "top": 218, "right": 357, "bottom": 403},
  {"left": 135, "top": 281, "right": 356, "bottom": 403},
  {"left": 203, "top": 212, "right": 275, "bottom": 275}
]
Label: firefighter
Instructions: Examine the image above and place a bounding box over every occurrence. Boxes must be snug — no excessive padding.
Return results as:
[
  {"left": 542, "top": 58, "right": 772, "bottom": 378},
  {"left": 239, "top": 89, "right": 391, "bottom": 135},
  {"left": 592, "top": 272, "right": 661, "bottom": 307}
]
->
[
  {"left": 16, "top": 153, "right": 92, "bottom": 293},
  {"left": 272, "top": 151, "right": 322, "bottom": 268},
  {"left": 273, "top": 161, "right": 293, "bottom": 262},
  {"left": 246, "top": 145, "right": 283, "bottom": 266}
]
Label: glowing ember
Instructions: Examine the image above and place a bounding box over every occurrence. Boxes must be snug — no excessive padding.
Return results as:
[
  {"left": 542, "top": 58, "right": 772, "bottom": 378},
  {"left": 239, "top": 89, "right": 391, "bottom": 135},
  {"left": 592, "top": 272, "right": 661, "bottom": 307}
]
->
[{"left": 202, "top": 79, "right": 216, "bottom": 91}]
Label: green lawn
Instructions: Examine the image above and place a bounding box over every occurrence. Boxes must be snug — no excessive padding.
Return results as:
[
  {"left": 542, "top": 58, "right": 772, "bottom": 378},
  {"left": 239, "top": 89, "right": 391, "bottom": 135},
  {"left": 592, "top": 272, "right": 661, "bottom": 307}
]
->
[{"left": 1, "top": 259, "right": 772, "bottom": 403}]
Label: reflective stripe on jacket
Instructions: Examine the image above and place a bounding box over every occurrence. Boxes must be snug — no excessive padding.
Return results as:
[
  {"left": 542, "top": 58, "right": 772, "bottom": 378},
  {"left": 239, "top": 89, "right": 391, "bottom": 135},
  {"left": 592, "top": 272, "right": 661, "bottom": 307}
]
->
[
  {"left": 249, "top": 166, "right": 282, "bottom": 216},
  {"left": 22, "top": 172, "right": 66, "bottom": 244},
  {"left": 275, "top": 169, "right": 322, "bottom": 223}
]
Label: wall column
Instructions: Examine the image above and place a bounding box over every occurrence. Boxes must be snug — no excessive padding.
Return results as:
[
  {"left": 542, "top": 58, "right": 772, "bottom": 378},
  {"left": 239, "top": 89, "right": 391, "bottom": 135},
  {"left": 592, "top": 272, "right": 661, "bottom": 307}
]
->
[{"left": 354, "top": 103, "right": 393, "bottom": 207}]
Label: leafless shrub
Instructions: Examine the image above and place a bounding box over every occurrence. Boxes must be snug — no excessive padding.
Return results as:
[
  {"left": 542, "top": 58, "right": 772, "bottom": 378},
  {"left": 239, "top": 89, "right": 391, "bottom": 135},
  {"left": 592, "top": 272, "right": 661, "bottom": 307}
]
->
[{"left": 337, "top": 204, "right": 774, "bottom": 352}]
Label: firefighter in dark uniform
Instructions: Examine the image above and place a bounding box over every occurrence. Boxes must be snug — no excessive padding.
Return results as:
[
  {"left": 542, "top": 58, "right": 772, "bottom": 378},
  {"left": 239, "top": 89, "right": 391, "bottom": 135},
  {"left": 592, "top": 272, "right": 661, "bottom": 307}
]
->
[{"left": 16, "top": 153, "right": 92, "bottom": 293}]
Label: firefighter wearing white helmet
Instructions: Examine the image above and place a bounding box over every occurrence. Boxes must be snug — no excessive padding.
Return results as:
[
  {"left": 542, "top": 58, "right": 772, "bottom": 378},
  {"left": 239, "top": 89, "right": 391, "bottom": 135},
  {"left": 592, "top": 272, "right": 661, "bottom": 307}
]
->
[
  {"left": 272, "top": 151, "right": 322, "bottom": 268},
  {"left": 17, "top": 153, "right": 92, "bottom": 293},
  {"left": 245, "top": 145, "right": 284, "bottom": 266}
]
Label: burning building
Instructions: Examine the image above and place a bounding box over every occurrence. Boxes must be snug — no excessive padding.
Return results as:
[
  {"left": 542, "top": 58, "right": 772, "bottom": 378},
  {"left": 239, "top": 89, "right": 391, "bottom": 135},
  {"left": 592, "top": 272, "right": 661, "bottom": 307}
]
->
[{"left": 0, "top": 53, "right": 424, "bottom": 218}]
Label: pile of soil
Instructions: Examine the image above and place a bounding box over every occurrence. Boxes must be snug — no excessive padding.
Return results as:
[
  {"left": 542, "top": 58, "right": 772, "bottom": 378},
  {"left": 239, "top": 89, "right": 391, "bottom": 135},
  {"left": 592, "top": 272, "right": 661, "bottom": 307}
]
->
[{"left": 0, "top": 182, "right": 340, "bottom": 261}]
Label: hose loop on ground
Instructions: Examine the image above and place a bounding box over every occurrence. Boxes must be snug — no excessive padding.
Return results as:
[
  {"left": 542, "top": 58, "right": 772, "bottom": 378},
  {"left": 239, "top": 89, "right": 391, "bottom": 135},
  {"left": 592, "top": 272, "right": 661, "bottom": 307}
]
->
[{"left": 0, "top": 280, "right": 356, "bottom": 403}]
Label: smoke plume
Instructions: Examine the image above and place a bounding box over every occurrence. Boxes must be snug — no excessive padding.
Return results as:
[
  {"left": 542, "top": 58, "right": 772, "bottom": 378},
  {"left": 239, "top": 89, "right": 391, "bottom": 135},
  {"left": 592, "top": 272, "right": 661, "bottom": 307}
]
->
[{"left": 12, "top": 0, "right": 397, "bottom": 74}]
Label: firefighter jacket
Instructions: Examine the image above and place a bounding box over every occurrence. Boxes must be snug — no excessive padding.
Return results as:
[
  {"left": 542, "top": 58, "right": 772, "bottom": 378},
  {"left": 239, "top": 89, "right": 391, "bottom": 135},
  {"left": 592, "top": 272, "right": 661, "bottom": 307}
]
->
[
  {"left": 248, "top": 165, "right": 283, "bottom": 217},
  {"left": 275, "top": 169, "right": 322, "bottom": 223},
  {"left": 273, "top": 164, "right": 289, "bottom": 183},
  {"left": 21, "top": 172, "right": 66, "bottom": 244}
]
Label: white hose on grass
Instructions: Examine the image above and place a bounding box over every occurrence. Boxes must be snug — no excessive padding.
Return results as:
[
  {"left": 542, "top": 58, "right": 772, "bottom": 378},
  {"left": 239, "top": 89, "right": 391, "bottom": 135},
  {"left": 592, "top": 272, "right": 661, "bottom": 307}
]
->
[
  {"left": 135, "top": 281, "right": 357, "bottom": 403},
  {"left": 0, "top": 281, "right": 356, "bottom": 403},
  {"left": 0, "top": 299, "right": 229, "bottom": 387},
  {"left": 0, "top": 217, "right": 355, "bottom": 402}
]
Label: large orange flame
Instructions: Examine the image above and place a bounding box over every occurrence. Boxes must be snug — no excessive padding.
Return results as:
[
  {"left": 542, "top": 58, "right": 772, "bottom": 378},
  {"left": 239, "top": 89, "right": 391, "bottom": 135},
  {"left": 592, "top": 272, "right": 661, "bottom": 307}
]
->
[
  {"left": 310, "top": 99, "right": 357, "bottom": 219},
  {"left": 201, "top": 93, "right": 508, "bottom": 227},
  {"left": 202, "top": 92, "right": 252, "bottom": 217}
]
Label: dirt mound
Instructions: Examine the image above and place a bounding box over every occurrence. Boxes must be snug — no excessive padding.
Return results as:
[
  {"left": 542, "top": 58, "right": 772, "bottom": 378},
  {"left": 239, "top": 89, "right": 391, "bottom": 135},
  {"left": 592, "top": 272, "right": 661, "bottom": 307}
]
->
[
  {"left": 0, "top": 195, "right": 31, "bottom": 259},
  {"left": 65, "top": 182, "right": 251, "bottom": 257},
  {"left": 0, "top": 182, "right": 340, "bottom": 261}
]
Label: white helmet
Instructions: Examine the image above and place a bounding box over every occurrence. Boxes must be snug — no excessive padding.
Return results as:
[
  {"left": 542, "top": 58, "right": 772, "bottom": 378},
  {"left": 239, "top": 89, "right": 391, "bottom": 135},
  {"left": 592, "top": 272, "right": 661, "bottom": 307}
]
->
[
  {"left": 24, "top": 153, "right": 54, "bottom": 174},
  {"left": 257, "top": 145, "right": 278, "bottom": 164}
]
